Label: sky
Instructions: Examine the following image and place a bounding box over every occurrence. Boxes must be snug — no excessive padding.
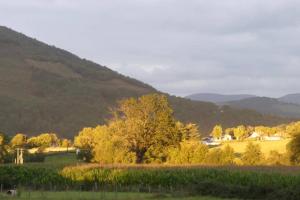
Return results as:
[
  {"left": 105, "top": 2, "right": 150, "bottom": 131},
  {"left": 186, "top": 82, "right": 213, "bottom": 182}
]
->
[{"left": 1, "top": 0, "right": 300, "bottom": 97}]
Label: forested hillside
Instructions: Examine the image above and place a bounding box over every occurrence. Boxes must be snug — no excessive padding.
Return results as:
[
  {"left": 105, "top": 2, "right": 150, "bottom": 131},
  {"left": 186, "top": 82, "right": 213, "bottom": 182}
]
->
[{"left": 0, "top": 26, "right": 294, "bottom": 138}]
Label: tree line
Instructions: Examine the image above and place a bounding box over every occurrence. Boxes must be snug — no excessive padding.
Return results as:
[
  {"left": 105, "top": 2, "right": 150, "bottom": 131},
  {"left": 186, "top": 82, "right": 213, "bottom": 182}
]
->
[
  {"left": 73, "top": 94, "right": 300, "bottom": 165},
  {"left": 0, "top": 132, "right": 72, "bottom": 163},
  {"left": 2, "top": 93, "right": 300, "bottom": 165}
]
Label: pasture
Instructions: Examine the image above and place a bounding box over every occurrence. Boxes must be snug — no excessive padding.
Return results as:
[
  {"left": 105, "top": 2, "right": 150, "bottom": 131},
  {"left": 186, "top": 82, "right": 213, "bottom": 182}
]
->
[{"left": 217, "top": 139, "right": 291, "bottom": 155}]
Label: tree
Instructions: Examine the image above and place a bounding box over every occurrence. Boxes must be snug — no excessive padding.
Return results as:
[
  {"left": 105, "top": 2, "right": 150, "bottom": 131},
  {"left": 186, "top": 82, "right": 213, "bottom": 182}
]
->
[
  {"left": 222, "top": 145, "right": 235, "bottom": 165},
  {"left": 167, "top": 140, "right": 208, "bottom": 164},
  {"left": 0, "top": 133, "right": 8, "bottom": 163},
  {"left": 267, "top": 150, "right": 288, "bottom": 166},
  {"left": 204, "top": 149, "right": 224, "bottom": 164},
  {"left": 286, "top": 122, "right": 300, "bottom": 136},
  {"left": 287, "top": 134, "right": 300, "bottom": 165},
  {"left": 92, "top": 125, "right": 136, "bottom": 164},
  {"left": 233, "top": 125, "right": 247, "bottom": 140},
  {"left": 203, "top": 145, "right": 235, "bottom": 165},
  {"left": 10, "top": 133, "right": 27, "bottom": 148},
  {"left": 241, "top": 142, "right": 263, "bottom": 165},
  {"left": 74, "top": 127, "right": 99, "bottom": 149},
  {"left": 211, "top": 125, "right": 223, "bottom": 140},
  {"left": 111, "top": 94, "right": 180, "bottom": 163},
  {"left": 61, "top": 139, "right": 72, "bottom": 148},
  {"left": 27, "top": 133, "right": 59, "bottom": 148},
  {"left": 176, "top": 122, "right": 201, "bottom": 141}
]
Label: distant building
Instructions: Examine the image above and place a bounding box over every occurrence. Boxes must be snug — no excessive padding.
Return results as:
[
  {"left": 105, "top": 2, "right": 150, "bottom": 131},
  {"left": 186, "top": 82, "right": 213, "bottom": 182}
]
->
[
  {"left": 248, "top": 132, "right": 261, "bottom": 139},
  {"left": 222, "top": 134, "right": 233, "bottom": 141},
  {"left": 202, "top": 137, "right": 221, "bottom": 146},
  {"left": 263, "top": 136, "right": 282, "bottom": 141}
]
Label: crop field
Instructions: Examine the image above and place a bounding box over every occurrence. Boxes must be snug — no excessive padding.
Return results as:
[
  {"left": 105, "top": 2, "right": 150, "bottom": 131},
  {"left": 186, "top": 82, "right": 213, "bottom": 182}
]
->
[
  {"left": 1, "top": 163, "right": 300, "bottom": 200},
  {"left": 217, "top": 139, "right": 291, "bottom": 155},
  {"left": 2, "top": 154, "right": 300, "bottom": 200}
]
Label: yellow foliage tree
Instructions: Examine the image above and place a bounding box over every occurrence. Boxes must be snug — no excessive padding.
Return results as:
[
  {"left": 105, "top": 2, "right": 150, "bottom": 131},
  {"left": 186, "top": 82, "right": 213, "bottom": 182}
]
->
[
  {"left": 241, "top": 142, "right": 264, "bottom": 165},
  {"left": 211, "top": 125, "right": 223, "bottom": 140},
  {"left": 167, "top": 140, "right": 208, "bottom": 164},
  {"left": 27, "top": 133, "right": 59, "bottom": 148},
  {"left": 10, "top": 133, "right": 27, "bottom": 148},
  {"left": 111, "top": 94, "right": 181, "bottom": 163}
]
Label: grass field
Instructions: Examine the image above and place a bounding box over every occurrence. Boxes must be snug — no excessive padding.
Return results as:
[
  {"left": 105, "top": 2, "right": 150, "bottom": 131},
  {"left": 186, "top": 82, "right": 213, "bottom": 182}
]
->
[
  {"left": 217, "top": 139, "right": 291, "bottom": 155},
  {"left": 0, "top": 192, "right": 234, "bottom": 200}
]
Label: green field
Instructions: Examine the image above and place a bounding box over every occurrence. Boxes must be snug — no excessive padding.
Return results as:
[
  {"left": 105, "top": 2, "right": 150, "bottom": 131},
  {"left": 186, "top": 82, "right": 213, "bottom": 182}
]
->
[
  {"left": 2, "top": 152, "right": 81, "bottom": 169},
  {"left": 0, "top": 191, "right": 233, "bottom": 200}
]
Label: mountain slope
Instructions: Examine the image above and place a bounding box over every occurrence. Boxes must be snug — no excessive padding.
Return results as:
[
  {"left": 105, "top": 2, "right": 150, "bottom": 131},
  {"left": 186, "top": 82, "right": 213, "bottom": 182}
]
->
[
  {"left": 224, "top": 97, "right": 300, "bottom": 118},
  {"left": 186, "top": 93, "right": 256, "bottom": 103},
  {"left": 279, "top": 94, "right": 300, "bottom": 105},
  {"left": 0, "top": 26, "right": 294, "bottom": 137}
]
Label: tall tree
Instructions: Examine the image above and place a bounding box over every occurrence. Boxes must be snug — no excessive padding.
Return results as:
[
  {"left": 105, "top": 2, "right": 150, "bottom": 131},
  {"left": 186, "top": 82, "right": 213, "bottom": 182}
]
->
[
  {"left": 233, "top": 125, "right": 247, "bottom": 140},
  {"left": 211, "top": 125, "right": 223, "bottom": 140},
  {"left": 112, "top": 94, "right": 180, "bottom": 163}
]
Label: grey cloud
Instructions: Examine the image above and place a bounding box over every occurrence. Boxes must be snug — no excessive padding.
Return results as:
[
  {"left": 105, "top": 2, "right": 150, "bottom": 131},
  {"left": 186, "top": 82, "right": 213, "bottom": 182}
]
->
[{"left": 1, "top": 0, "right": 300, "bottom": 97}]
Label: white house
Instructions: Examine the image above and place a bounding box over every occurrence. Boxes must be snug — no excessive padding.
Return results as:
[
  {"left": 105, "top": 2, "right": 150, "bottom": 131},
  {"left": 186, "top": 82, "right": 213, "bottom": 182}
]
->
[
  {"left": 222, "top": 134, "right": 233, "bottom": 141},
  {"left": 248, "top": 132, "right": 261, "bottom": 139}
]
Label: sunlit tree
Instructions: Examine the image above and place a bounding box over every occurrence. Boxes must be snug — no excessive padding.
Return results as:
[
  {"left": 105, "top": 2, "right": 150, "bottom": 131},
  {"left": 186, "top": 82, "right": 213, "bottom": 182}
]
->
[
  {"left": 242, "top": 142, "right": 263, "bottom": 165},
  {"left": 10, "top": 133, "right": 27, "bottom": 148},
  {"left": 211, "top": 125, "right": 223, "bottom": 140}
]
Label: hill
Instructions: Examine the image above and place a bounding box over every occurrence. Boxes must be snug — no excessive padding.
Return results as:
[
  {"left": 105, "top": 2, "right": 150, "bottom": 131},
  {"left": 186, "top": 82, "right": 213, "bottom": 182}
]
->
[
  {"left": 224, "top": 97, "right": 300, "bottom": 118},
  {"left": 186, "top": 93, "right": 256, "bottom": 103},
  {"left": 279, "top": 94, "right": 300, "bottom": 105},
  {"left": 0, "top": 26, "right": 294, "bottom": 138}
]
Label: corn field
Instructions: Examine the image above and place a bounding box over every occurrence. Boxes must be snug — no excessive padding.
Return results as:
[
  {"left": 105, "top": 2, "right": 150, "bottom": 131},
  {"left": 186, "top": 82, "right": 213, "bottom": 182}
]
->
[{"left": 1, "top": 165, "right": 300, "bottom": 199}]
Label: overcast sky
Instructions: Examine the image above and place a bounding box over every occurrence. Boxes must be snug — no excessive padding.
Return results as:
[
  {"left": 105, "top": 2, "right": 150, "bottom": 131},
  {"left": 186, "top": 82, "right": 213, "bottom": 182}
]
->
[{"left": 1, "top": 0, "right": 300, "bottom": 97}]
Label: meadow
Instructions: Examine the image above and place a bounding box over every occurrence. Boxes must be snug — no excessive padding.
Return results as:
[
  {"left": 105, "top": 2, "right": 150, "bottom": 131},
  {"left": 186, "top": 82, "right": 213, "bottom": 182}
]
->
[{"left": 217, "top": 139, "right": 290, "bottom": 155}]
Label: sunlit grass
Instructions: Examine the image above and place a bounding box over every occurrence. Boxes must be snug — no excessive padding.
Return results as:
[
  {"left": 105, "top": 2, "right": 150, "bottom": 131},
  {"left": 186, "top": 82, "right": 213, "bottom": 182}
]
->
[{"left": 217, "top": 139, "right": 291, "bottom": 155}]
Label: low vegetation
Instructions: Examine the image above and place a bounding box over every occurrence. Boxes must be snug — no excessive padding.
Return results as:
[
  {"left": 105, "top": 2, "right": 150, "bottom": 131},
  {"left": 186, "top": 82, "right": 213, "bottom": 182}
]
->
[
  {"left": 0, "top": 191, "right": 232, "bottom": 200},
  {"left": 1, "top": 165, "right": 300, "bottom": 199}
]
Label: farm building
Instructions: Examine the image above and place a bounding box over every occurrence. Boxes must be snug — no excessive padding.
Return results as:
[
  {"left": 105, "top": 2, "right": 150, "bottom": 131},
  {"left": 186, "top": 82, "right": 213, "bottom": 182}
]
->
[{"left": 222, "top": 134, "right": 233, "bottom": 141}]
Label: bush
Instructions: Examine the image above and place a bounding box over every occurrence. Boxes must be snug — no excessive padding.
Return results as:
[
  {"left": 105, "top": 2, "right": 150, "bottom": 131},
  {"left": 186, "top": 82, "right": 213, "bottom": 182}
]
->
[
  {"left": 287, "top": 134, "right": 300, "bottom": 165},
  {"left": 242, "top": 142, "right": 264, "bottom": 165},
  {"left": 167, "top": 140, "right": 208, "bottom": 164}
]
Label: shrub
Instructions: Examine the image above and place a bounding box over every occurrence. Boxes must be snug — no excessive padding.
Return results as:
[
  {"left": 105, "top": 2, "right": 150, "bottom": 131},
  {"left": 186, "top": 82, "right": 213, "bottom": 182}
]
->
[
  {"left": 167, "top": 140, "right": 208, "bottom": 164},
  {"left": 242, "top": 142, "right": 264, "bottom": 165},
  {"left": 287, "top": 134, "right": 300, "bottom": 165}
]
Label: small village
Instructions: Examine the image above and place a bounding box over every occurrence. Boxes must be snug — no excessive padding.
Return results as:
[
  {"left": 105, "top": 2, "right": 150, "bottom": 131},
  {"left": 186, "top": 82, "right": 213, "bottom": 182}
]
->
[{"left": 202, "top": 129, "right": 285, "bottom": 146}]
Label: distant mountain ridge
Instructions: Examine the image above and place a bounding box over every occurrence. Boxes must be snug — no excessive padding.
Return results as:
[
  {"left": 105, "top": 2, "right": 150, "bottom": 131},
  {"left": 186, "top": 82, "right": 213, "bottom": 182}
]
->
[
  {"left": 224, "top": 97, "right": 300, "bottom": 118},
  {"left": 186, "top": 93, "right": 300, "bottom": 118},
  {"left": 186, "top": 93, "right": 257, "bottom": 103},
  {"left": 0, "top": 26, "right": 294, "bottom": 138},
  {"left": 279, "top": 94, "right": 300, "bottom": 105}
]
